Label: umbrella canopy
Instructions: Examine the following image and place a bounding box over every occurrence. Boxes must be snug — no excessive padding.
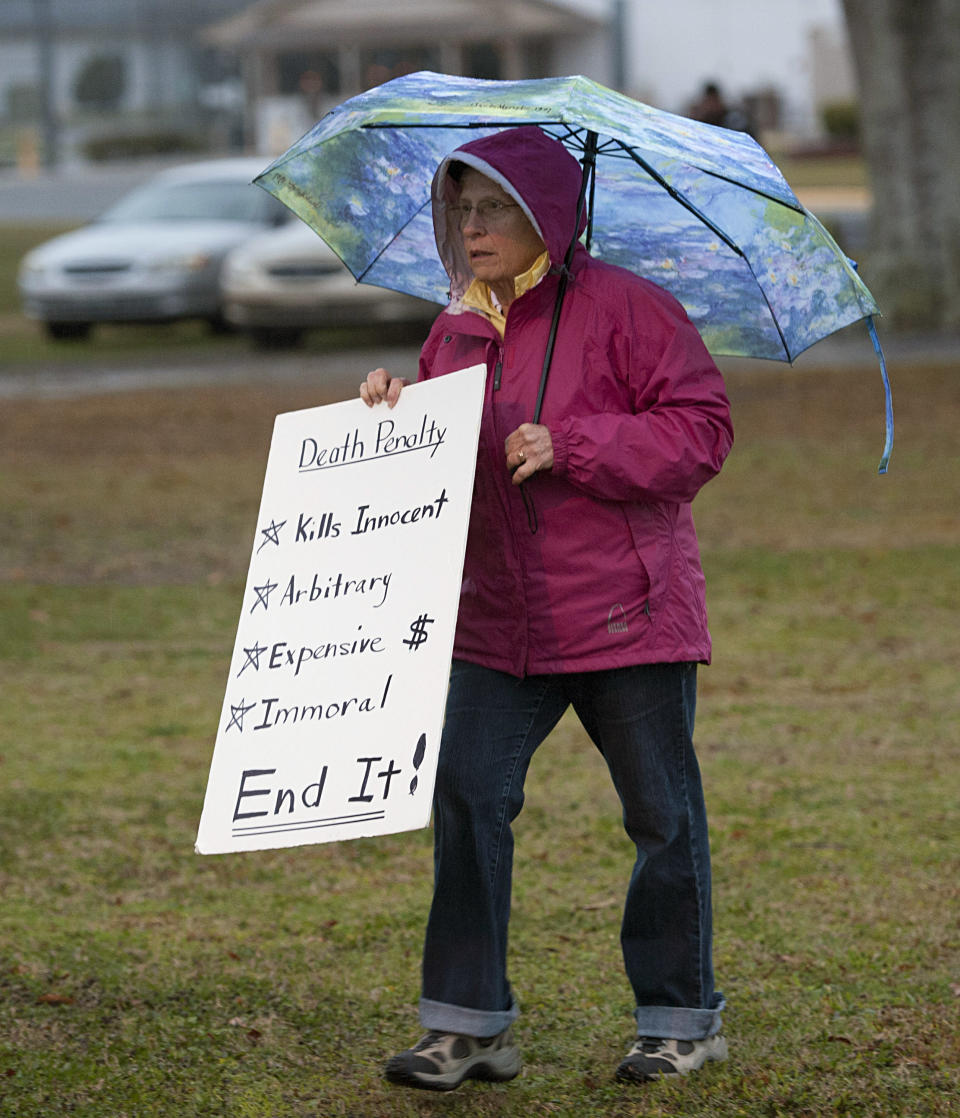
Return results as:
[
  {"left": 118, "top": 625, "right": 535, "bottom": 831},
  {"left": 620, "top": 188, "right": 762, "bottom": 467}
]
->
[
  {"left": 256, "top": 71, "right": 878, "bottom": 361},
  {"left": 256, "top": 71, "right": 891, "bottom": 470}
]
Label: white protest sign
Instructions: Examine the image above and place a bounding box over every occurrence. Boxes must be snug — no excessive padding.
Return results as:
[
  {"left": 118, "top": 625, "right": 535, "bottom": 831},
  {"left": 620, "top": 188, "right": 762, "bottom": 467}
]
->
[{"left": 196, "top": 364, "right": 485, "bottom": 855}]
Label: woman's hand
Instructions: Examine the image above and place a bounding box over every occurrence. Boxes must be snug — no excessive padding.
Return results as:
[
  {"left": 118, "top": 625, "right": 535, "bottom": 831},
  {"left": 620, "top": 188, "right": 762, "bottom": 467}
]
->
[
  {"left": 505, "top": 423, "right": 554, "bottom": 486},
  {"left": 360, "top": 367, "right": 406, "bottom": 408}
]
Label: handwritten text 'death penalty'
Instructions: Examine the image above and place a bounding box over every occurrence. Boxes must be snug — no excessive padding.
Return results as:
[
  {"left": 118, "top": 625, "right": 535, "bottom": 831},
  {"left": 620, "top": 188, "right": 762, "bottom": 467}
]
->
[{"left": 298, "top": 414, "right": 447, "bottom": 472}]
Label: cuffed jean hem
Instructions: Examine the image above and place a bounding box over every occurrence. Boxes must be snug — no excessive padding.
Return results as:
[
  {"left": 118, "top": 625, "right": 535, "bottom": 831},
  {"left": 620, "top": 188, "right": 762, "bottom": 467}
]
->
[
  {"left": 419, "top": 996, "right": 520, "bottom": 1038},
  {"left": 633, "top": 996, "right": 726, "bottom": 1041}
]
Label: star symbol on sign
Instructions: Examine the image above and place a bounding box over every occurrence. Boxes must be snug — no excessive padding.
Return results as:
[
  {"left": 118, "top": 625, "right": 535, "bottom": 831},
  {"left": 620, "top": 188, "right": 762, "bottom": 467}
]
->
[
  {"left": 257, "top": 518, "right": 286, "bottom": 553},
  {"left": 225, "top": 698, "right": 257, "bottom": 733},
  {"left": 250, "top": 579, "right": 278, "bottom": 613},
  {"left": 238, "top": 642, "right": 269, "bottom": 677}
]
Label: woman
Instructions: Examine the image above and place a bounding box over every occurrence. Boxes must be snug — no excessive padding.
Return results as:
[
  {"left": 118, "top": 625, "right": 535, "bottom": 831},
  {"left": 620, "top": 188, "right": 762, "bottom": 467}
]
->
[{"left": 361, "top": 126, "right": 733, "bottom": 1090}]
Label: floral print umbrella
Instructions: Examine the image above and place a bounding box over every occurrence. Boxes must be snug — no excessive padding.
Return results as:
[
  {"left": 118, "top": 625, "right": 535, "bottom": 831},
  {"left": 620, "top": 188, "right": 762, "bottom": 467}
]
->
[{"left": 256, "top": 71, "right": 891, "bottom": 470}]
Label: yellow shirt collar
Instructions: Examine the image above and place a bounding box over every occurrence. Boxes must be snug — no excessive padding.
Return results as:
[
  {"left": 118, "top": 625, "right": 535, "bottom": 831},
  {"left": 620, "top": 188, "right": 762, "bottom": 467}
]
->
[{"left": 461, "top": 251, "right": 551, "bottom": 337}]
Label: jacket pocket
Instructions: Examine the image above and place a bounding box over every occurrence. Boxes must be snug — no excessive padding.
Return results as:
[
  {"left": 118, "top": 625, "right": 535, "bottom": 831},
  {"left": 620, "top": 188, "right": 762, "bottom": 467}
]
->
[{"left": 623, "top": 501, "right": 673, "bottom": 615}]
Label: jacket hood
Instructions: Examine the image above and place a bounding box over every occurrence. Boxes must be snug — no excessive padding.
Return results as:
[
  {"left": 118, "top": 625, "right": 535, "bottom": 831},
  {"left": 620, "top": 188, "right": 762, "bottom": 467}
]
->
[{"left": 431, "top": 126, "right": 587, "bottom": 301}]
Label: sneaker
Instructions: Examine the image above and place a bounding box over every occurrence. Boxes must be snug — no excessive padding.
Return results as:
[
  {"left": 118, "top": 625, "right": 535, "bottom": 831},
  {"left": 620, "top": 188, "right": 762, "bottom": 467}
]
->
[
  {"left": 615, "top": 1034, "right": 728, "bottom": 1082},
  {"left": 384, "top": 1028, "right": 521, "bottom": 1092}
]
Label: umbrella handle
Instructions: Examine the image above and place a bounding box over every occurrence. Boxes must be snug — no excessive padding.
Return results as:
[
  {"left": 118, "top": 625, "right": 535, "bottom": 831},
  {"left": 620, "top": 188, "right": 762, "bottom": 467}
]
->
[
  {"left": 532, "top": 267, "right": 570, "bottom": 427},
  {"left": 532, "top": 130, "right": 599, "bottom": 426}
]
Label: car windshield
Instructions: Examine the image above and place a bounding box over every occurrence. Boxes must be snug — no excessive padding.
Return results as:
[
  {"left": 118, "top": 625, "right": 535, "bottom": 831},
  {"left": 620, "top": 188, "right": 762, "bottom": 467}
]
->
[{"left": 99, "top": 180, "right": 282, "bottom": 224}]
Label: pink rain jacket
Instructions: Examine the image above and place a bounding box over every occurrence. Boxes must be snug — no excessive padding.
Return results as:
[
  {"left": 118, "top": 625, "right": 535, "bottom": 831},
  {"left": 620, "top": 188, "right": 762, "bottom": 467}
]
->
[{"left": 420, "top": 127, "right": 733, "bottom": 677}]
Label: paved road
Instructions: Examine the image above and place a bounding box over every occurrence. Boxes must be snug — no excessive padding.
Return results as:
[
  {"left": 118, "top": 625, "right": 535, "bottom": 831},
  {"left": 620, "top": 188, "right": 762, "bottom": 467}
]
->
[{"left": 0, "top": 344, "right": 423, "bottom": 401}]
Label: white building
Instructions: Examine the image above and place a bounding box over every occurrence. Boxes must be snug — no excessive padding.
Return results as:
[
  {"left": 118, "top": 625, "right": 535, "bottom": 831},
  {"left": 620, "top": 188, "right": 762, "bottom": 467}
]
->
[
  {"left": 204, "top": 0, "right": 856, "bottom": 153},
  {"left": 0, "top": 0, "right": 855, "bottom": 169},
  {"left": 202, "top": 0, "right": 616, "bottom": 154}
]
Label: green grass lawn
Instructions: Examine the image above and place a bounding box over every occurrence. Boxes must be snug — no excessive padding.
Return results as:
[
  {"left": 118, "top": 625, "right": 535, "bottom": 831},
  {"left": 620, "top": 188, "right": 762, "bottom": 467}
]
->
[
  {"left": 0, "top": 358, "right": 957, "bottom": 1116},
  {"left": 771, "top": 153, "right": 867, "bottom": 191}
]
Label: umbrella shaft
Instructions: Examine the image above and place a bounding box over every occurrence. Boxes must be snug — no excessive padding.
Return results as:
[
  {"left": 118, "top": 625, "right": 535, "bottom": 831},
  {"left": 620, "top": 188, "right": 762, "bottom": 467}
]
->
[{"left": 533, "top": 132, "right": 599, "bottom": 425}]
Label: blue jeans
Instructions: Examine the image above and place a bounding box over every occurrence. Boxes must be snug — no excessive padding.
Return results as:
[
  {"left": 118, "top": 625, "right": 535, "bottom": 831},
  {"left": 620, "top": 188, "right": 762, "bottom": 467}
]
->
[{"left": 419, "top": 660, "right": 724, "bottom": 1041}]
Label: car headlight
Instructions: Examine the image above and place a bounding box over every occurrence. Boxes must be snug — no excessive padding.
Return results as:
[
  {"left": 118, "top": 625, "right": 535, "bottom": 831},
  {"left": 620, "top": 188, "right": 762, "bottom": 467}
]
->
[
  {"left": 18, "top": 256, "right": 47, "bottom": 283},
  {"left": 148, "top": 252, "right": 213, "bottom": 274},
  {"left": 221, "top": 257, "right": 256, "bottom": 283}
]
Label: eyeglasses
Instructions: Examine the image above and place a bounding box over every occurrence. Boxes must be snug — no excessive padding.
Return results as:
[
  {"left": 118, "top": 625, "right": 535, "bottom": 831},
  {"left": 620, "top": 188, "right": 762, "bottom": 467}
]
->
[{"left": 448, "top": 199, "right": 520, "bottom": 227}]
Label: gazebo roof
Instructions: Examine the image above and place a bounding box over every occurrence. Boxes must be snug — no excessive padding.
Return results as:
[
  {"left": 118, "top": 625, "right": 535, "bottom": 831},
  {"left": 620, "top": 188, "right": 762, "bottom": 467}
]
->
[{"left": 203, "top": 0, "right": 604, "bottom": 49}]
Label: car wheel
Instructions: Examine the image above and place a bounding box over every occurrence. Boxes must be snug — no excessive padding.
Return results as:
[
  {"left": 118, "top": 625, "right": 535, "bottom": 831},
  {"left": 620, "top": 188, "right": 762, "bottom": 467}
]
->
[
  {"left": 250, "top": 326, "right": 305, "bottom": 350},
  {"left": 205, "top": 313, "right": 236, "bottom": 336},
  {"left": 46, "top": 321, "right": 92, "bottom": 341}
]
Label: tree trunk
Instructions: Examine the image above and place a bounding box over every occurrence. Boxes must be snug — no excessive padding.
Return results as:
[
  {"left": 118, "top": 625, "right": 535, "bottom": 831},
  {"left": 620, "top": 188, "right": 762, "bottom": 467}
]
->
[{"left": 841, "top": 0, "right": 960, "bottom": 330}]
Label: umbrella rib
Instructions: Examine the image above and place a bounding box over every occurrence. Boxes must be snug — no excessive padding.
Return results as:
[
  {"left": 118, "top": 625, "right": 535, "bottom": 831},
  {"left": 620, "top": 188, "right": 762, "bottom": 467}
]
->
[
  {"left": 740, "top": 254, "right": 792, "bottom": 360},
  {"left": 617, "top": 142, "right": 743, "bottom": 257},
  {"left": 363, "top": 120, "right": 568, "bottom": 130},
  {"left": 612, "top": 141, "right": 792, "bottom": 358},
  {"left": 353, "top": 199, "right": 433, "bottom": 286},
  {"left": 694, "top": 165, "right": 805, "bottom": 212}
]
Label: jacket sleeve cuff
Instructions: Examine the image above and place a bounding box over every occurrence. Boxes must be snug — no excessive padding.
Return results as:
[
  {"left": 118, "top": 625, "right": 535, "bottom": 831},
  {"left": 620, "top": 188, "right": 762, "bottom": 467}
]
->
[{"left": 550, "top": 424, "right": 570, "bottom": 476}]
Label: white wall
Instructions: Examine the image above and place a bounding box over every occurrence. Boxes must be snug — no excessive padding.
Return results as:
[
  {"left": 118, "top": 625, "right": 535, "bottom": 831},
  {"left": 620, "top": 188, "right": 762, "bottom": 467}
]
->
[
  {"left": 571, "top": 0, "right": 850, "bottom": 135},
  {"left": 552, "top": 28, "right": 615, "bottom": 86},
  {"left": 0, "top": 43, "right": 37, "bottom": 107}
]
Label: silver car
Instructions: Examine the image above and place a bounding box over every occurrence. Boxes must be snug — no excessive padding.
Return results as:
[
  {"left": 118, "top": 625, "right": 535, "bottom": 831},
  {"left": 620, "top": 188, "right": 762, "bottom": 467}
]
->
[
  {"left": 220, "top": 219, "right": 439, "bottom": 348},
  {"left": 18, "top": 158, "right": 290, "bottom": 340}
]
